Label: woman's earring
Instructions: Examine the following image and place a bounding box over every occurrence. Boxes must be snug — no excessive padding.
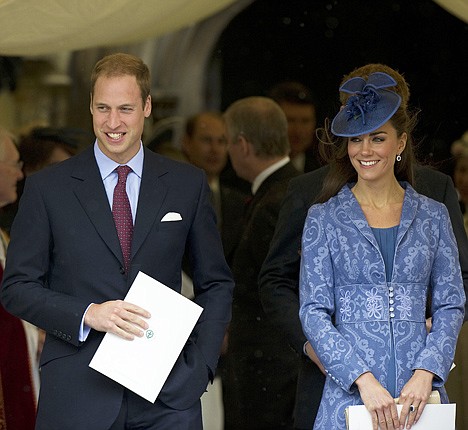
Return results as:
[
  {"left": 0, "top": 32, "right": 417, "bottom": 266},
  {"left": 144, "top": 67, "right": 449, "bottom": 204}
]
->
[{"left": 396, "top": 154, "right": 402, "bottom": 162}]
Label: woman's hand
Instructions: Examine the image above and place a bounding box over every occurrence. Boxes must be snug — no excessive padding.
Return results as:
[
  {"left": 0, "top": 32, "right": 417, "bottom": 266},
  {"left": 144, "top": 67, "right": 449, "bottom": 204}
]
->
[
  {"left": 304, "top": 341, "right": 326, "bottom": 375},
  {"left": 355, "top": 372, "right": 400, "bottom": 430},
  {"left": 397, "top": 369, "right": 433, "bottom": 429}
]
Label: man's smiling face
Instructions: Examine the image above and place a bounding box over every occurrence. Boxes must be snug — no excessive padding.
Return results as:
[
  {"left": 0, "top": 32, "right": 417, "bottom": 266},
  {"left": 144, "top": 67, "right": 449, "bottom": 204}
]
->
[{"left": 90, "top": 74, "right": 151, "bottom": 164}]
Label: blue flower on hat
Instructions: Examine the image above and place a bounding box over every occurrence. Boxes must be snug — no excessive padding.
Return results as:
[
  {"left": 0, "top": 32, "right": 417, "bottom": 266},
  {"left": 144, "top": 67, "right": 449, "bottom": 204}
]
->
[
  {"left": 345, "top": 87, "right": 380, "bottom": 123},
  {"left": 331, "top": 72, "right": 402, "bottom": 137}
]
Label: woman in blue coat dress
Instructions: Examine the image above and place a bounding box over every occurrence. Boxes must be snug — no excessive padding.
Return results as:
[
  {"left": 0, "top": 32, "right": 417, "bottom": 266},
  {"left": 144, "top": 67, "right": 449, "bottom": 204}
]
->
[{"left": 299, "top": 64, "right": 465, "bottom": 430}]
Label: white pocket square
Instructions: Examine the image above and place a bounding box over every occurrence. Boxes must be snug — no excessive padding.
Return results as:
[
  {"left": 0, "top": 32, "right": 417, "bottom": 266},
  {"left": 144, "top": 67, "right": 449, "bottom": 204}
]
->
[{"left": 161, "top": 212, "right": 182, "bottom": 222}]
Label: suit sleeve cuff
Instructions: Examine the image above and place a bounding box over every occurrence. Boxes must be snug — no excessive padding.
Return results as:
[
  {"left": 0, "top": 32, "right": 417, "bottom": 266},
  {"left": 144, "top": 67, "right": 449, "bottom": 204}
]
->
[{"left": 79, "top": 303, "right": 94, "bottom": 342}]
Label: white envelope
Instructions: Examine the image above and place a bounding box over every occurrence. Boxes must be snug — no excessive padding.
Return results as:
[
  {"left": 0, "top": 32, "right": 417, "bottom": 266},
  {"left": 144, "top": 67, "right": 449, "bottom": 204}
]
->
[
  {"left": 346, "top": 404, "right": 456, "bottom": 430},
  {"left": 89, "top": 271, "right": 203, "bottom": 402},
  {"left": 161, "top": 212, "right": 182, "bottom": 222}
]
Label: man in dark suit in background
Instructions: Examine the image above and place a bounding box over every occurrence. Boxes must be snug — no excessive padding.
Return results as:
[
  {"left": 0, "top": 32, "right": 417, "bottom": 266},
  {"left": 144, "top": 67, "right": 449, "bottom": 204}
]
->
[
  {"left": 259, "top": 164, "right": 468, "bottom": 430},
  {"left": 222, "top": 96, "right": 300, "bottom": 429},
  {"left": 269, "top": 81, "right": 321, "bottom": 174},
  {"left": 1, "top": 53, "right": 234, "bottom": 430},
  {"left": 181, "top": 111, "right": 246, "bottom": 428},
  {"left": 182, "top": 111, "right": 246, "bottom": 264}
]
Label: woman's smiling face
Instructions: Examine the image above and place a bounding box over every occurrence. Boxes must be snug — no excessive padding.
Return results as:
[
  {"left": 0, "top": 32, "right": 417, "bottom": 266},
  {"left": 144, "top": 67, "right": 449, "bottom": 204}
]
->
[{"left": 347, "top": 121, "right": 407, "bottom": 184}]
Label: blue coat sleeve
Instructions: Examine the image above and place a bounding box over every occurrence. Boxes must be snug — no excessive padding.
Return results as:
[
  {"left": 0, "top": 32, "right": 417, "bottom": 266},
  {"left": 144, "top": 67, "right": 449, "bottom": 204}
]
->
[
  {"left": 413, "top": 203, "right": 465, "bottom": 384},
  {"left": 299, "top": 203, "right": 370, "bottom": 393}
]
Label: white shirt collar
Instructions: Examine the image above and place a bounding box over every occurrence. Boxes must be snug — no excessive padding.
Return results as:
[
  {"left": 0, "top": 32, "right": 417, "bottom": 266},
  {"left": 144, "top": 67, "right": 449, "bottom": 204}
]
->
[
  {"left": 209, "top": 177, "right": 220, "bottom": 193},
  {"left": 252, "top": 156, "right": 290, "bottom": 195},
  {"left": 94, "top": 141, "right": 144, "bottom": 180},
  {"left": 291, "top": 152, "right": 306, "bottom": 173}
]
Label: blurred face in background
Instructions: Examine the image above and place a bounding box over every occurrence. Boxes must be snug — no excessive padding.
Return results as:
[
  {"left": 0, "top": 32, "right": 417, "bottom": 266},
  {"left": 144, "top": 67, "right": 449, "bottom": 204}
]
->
[
  {"left": 278, "top": 101, "right": 316, "bottom": 158},
  {"left": 454, "top": 155, "right": 468, "bottom": 204},
  {"left": 47, "top": 146, "right": 72, "bottom": 166},
  {"left": 0, "top": 137, "right": 24, "bottom": 207},
  {"left": 182, "top": 113, "right": 228, "bottom": 182},
  {"left": 23, "top": 144, "right": 73, "bottom": 176}
]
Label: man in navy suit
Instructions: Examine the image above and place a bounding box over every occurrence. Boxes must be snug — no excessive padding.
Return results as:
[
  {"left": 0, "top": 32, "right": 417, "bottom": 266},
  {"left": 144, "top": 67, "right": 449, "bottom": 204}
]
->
[{"left": 1, "top": 53, "right": 234, "bottom": 430}]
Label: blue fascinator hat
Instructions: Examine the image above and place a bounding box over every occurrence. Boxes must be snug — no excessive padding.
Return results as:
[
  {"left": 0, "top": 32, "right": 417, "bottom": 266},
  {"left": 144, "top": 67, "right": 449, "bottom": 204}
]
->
[{"left": 331, "top": 72, "right": 402, "bottom": 137}]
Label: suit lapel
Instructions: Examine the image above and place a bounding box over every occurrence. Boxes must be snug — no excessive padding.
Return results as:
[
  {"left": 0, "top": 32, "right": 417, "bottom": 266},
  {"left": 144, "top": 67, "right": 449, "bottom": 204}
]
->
[
  {"left": 70, "top": 146, "right": 170, "bottom": 267},
  {"left": 71, "top": 147, "right": 123, "bottom": 264},
  {"left": 131, "top": 148, "right": 169, "bottom": 259}
]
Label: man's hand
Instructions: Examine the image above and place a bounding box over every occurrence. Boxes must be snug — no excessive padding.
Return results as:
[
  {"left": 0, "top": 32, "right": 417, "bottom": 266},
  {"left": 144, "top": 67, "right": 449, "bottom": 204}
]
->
[{"left": 84, "top": 300, "right": 151, "bottom": 340}]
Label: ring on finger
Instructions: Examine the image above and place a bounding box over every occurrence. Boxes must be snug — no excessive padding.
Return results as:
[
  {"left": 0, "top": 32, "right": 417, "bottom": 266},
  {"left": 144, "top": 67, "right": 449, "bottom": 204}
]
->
[{"left": 409, "top": 404, "right": 418, "bottom": 413}]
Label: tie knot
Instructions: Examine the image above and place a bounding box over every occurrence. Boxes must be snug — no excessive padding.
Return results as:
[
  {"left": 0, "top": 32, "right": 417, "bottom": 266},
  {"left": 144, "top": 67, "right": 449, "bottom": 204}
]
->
[{"left": 116, "top": 165, "right": 132, "bottom": 182}]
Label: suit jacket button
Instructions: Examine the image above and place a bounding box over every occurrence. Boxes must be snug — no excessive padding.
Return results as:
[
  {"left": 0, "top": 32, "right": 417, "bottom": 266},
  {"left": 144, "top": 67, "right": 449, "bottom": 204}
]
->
[{"left": 119, "top": 267, "right": 125, "bottom": 274}]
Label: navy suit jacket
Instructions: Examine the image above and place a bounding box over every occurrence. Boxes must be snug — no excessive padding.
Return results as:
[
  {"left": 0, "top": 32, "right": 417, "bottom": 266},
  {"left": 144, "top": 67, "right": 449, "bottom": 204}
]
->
[{"left": 1, "top": 146, "right": 234, "bottom": 429}]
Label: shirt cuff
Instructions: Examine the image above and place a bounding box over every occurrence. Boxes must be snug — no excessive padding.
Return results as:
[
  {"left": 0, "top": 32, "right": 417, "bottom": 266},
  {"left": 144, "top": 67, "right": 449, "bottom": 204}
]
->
[{"left": 79, "top": 303, "right": 94, "bottom": 342}]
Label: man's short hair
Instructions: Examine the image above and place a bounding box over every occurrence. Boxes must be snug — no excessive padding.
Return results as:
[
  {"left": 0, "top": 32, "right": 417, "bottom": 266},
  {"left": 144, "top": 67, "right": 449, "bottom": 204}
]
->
[
  {"left": 90, "top": 53, "right": 151, "bottom": 107},
  {"left": 185, "top": 112, "right": 224, "bottom": 138},
  {"left": 224, "top": 96, "right": 289, "bottom": 158},
  {"left": 268, "top": 81, "right": 316, "bottom": 106}
]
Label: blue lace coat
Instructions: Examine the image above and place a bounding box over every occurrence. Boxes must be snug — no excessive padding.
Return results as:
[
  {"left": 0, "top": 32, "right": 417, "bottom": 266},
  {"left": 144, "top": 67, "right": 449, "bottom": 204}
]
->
[{"left": 299, "top": 183, "right": 465, "bottom": 429}]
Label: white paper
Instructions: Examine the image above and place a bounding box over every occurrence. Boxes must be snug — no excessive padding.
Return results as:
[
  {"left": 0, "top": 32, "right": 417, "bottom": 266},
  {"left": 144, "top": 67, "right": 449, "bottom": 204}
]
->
[
  {"left": 347, "top": 404, "right": 456, "bottom": 430},
  {"left": 89, "top": 271, "right": 203, "bottom": 403}
]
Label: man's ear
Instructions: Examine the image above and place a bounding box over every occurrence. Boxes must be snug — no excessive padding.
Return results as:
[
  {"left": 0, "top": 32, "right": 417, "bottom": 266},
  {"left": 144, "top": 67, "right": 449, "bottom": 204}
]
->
[
  {"left": 89, "top": 93, "right": 93, "bottom": 115},
  {"left": 238, "top": 134, "right": 251, "bottom": 156},
  {"left": 144, "top": 95, "right": 152, "bottom": 118}
]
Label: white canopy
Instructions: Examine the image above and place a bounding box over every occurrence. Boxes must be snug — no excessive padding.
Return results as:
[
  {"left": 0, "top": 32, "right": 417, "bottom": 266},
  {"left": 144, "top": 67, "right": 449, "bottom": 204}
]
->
[
  {"left": 0, "top": 0, "right": 237, "bottom": 56},
  {"left": 433, "top": 0, "right": 468, "bottom": 23},
  {"left": 0, "top": 0, "right": 466, "bottom": 57}
]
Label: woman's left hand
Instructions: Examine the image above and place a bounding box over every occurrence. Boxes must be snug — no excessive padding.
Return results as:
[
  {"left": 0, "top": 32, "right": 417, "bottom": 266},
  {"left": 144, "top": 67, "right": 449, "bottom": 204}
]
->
[{"left": 397, "top": 369, "right": 434, "bottom": 429}]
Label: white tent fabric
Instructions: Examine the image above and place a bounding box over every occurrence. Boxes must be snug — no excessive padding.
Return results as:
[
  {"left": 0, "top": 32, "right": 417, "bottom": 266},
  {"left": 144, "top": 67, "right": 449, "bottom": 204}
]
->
[
  {"left": 433, "top": 0, "right": 468, "bottom": 23},
  {"left": 0, "top": 0, "right": 466, "bottom": 57},
  {"left": 0, "top": 0, "right": 237, "bottom": 56}
]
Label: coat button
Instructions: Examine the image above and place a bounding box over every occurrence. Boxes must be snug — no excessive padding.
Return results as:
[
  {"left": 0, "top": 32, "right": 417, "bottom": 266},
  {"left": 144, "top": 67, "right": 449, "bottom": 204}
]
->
[{"left": 119, "top": 267, "right": 125, "bottom": 274}]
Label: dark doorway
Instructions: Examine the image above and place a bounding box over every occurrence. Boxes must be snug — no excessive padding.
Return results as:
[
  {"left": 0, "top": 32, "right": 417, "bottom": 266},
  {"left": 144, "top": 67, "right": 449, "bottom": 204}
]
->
[{"left": 215, "top": 0, "right": 468, "bottom": 164}]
